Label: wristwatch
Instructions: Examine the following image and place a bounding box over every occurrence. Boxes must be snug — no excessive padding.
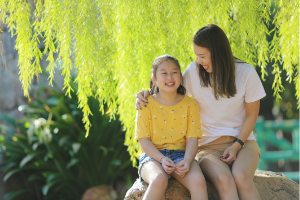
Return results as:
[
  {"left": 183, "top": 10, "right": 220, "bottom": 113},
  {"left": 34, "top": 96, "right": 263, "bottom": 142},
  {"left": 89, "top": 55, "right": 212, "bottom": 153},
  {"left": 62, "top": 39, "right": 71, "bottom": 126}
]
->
[{"left": 233, "top": 138, "right": 245, "bottom": 148}]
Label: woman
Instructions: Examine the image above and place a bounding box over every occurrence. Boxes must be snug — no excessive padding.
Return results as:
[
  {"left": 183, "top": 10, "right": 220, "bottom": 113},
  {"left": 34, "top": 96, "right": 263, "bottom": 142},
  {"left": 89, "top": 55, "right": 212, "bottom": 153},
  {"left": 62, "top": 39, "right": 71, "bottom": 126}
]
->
[{"left": 135, "top": 24, "right": 265, "bottom": 200}]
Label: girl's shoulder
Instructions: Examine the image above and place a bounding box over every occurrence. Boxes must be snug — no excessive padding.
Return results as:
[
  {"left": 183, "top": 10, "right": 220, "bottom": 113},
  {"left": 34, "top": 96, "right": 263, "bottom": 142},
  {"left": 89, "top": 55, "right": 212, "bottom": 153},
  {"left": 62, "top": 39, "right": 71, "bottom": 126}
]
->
[{"left": 182, "top": 96, "right": 199, "bottom": 107}]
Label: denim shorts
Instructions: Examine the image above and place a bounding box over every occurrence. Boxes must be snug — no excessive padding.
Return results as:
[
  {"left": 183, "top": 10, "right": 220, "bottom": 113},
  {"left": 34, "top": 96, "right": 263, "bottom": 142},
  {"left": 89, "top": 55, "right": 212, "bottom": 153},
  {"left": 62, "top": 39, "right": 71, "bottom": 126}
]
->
[{"left": 138, "top": 149, "right": 185, "bottom": 182}]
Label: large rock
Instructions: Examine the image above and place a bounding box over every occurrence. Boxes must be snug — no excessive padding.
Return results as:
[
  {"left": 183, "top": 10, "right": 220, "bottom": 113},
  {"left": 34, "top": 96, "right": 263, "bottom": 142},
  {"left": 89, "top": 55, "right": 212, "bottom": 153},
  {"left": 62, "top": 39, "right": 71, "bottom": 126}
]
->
[
  {"left": 124, "top": 171, "right": 299, "bottom": 200},
  {"left": 82, "top": 185, "right": 118, "bottom": 200}
]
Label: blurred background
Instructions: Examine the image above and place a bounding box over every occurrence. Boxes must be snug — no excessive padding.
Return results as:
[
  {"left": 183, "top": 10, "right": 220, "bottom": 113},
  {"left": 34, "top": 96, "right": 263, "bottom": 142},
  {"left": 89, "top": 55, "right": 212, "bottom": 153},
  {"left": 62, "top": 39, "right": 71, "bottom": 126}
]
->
[{"left": 0, "top": 1, "right": 299, "bottom": 200}]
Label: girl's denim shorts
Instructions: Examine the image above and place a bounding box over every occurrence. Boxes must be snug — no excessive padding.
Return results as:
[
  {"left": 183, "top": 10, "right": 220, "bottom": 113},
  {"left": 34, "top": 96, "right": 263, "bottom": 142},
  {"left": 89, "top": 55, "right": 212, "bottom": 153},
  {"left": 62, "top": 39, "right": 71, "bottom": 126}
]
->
[{"left": 138, "top": 149, "right": 185, "bottom": 182}]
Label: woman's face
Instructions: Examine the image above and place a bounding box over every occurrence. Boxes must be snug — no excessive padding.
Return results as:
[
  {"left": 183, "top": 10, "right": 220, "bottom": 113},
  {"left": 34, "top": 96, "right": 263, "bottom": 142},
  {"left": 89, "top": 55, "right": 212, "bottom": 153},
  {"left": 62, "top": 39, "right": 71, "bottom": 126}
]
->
[
  {"left": 193, "top": 43, "right": 212, "bottom": 73},
  {"left": 153, "top": 61, "right": 181, "bottom": 94}
]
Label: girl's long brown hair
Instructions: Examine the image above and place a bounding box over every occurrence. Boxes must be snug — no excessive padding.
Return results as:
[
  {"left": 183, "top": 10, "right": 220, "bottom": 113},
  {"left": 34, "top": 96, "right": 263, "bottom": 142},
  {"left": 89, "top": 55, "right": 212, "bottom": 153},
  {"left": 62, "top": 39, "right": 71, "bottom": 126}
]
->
[{"left": 193, "top": 24, "right": 237, "bottom": 100}]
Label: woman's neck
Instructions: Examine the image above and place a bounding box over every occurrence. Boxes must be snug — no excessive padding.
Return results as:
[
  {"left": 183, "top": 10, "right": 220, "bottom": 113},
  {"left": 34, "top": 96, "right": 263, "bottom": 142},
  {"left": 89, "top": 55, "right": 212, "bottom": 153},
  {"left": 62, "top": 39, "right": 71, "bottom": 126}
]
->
[{"left": 153, "top": 92, "right": 183, "bottom": 106}]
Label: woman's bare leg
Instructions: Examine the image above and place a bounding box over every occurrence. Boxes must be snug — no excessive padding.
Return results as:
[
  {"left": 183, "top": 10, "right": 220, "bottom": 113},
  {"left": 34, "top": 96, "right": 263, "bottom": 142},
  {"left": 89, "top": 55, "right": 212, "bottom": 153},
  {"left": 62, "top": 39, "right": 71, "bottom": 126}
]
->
[
  {"left": 232, "top": 147, "right": 261, "bottom": 200},
  {"left": 172, "top": 161, "right": 208, "bottom": 200},
  {"left": 199, "top": 153, "right": 239, "bottom": 200},
  {"left": 140, "top": 161, "right": 168, "bottom": 200}
]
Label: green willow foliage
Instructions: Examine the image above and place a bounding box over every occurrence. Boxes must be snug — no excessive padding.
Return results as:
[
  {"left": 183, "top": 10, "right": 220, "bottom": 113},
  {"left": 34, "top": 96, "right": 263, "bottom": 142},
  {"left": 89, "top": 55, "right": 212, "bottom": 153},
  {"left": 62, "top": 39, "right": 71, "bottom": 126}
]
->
[{"left": 0, "top": 0, "right": 299, "bottom": 165}]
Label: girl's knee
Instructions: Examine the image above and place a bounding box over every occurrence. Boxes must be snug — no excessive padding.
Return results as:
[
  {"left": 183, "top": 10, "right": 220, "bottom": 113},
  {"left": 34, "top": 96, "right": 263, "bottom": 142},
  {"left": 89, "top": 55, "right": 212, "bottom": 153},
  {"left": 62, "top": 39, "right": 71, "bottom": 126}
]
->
[
  {"left": 150, "top": 173, "right": 169, "bottom": 188},
  {"left": 191, "top": 173, "right": 207, "bottom": 188}
]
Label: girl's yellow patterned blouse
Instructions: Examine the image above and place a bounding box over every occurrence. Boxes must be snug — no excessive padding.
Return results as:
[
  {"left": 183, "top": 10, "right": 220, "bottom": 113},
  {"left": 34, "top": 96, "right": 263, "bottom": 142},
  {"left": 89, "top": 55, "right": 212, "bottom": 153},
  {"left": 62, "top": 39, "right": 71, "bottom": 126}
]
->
[{"left": 135, "top": 95, "right": 202, "bottom": 151}]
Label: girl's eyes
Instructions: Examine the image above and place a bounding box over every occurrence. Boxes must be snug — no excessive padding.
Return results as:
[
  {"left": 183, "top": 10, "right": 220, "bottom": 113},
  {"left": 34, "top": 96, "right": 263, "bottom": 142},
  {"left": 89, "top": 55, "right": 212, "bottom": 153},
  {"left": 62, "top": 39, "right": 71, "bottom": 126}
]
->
[{"left": 161, "top": 72, "right": 178, "bottom": 74}]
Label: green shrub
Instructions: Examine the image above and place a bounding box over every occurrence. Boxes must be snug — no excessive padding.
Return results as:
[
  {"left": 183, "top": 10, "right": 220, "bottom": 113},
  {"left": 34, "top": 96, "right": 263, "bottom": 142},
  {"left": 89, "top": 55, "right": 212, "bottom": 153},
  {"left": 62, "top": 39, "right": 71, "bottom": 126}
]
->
[{"left": 0, "top": 83, "right": 132, "bottom": 200}]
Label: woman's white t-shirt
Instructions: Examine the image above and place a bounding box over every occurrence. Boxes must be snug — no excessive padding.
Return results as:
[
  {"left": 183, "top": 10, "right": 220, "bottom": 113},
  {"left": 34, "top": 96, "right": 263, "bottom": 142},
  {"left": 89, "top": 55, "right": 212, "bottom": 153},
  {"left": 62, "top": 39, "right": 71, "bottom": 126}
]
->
[{"left": 182, "top": 62, "right": 266, "bottom": 146}]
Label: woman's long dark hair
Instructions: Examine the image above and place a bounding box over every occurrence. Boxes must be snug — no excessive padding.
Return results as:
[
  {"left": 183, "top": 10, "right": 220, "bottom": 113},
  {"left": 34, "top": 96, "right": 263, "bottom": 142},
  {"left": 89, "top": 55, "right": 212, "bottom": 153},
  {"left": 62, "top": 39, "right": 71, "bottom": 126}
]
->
[
  {"left": 193, "top": 24, "right": 237, "bottom": 99},
  {"left": 149, "top": 55, "right": 186, "bottom": 95}
]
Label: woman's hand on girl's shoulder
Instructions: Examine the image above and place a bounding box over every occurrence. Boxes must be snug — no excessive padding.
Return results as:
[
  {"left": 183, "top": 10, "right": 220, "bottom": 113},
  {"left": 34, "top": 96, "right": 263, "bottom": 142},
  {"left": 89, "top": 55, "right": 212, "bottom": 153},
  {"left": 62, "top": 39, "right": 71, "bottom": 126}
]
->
[{"left": 135, "top": 90, "right": 150, "bottom": 110}]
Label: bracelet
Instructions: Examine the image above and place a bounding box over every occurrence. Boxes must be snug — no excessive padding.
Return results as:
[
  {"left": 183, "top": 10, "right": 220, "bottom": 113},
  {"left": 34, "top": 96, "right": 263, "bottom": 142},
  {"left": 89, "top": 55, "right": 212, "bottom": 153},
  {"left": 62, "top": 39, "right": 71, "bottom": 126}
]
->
[
  {"left": 160, "top": 156, "right": 167, "bottom": 163},
  {"left": 233, "top": 138, "right": 245, "bottom": 148}
]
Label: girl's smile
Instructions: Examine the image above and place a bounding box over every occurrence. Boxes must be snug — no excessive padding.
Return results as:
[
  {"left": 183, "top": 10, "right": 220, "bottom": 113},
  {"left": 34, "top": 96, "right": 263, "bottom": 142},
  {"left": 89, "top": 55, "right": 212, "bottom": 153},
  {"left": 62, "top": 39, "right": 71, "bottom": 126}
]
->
[{"left": 165, "top": 82, "right": 175, "bottom": 87}]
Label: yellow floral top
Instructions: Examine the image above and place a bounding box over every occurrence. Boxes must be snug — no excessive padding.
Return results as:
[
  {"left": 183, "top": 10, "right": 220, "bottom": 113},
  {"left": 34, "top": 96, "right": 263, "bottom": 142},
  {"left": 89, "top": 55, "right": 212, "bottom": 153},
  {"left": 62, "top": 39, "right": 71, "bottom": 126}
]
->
[{"left": 134, "top": 95, "right": 202, "bottom": 152}]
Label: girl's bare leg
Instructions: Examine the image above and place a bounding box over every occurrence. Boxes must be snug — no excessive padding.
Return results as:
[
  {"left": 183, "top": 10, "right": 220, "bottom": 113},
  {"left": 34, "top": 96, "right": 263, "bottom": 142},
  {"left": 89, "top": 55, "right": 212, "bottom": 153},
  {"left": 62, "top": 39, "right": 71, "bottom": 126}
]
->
[
  {"left": 140, "top": 161, "right": 168, "bottom": 200},
  {"left": 231, "top": 147, "right": 261, "bottom": 200},
  {"left": 172, "top": 161, "right": 208, "bottom": 200},
  {"left": 199, "top": 153, "right": 239, "bottom": 200}
]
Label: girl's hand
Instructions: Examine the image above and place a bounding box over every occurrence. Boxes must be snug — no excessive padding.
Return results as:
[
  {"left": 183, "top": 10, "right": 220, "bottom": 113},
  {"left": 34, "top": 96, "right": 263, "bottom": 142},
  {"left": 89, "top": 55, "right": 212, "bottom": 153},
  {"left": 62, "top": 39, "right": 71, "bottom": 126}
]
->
[
  {"left": 135, "top": 90, "right": 150, "bottom": 110},
  {"left": 220, "top": 143, "right": 242, "bottom": 164},
  {"left": 175, "top": 159, "right": 190, "bottom": 177},
  {"left": 161, "top": 157, "right": 175, "bottom": 174}
]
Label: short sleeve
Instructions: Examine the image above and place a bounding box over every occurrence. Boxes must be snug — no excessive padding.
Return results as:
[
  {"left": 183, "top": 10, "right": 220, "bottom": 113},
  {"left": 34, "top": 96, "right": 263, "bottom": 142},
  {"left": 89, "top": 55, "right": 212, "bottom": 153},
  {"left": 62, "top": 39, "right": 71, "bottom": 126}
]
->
[
  {"left": 186, "top": 100, "right": 202, "bottom": 138},
  {"left": 134, "top": 107, "right": 151, "bottom": 140},
  {"left": 245, "top": 68, "right": 266, "bottom": 103},
  {"left": 182, "top": 64, "right": 193, "bottom": 97}
]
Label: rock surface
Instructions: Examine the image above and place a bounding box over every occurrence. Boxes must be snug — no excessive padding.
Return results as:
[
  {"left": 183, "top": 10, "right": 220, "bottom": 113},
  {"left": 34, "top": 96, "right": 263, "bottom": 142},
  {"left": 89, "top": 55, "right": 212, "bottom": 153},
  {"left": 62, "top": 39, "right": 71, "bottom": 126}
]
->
[
  {"left": 82, "top": 185, "right": 118, "bottom": 200},
  {"left": 124, "top": 170, "right": 299, "bottom": 200}
]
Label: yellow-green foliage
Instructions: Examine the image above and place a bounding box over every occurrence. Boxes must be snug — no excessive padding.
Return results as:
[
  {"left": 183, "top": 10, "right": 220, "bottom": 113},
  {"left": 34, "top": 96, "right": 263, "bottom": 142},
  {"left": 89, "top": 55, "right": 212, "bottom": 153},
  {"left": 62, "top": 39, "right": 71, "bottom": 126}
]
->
[{"left": 0, "top": 0, "right": 299, "bottom": 165}]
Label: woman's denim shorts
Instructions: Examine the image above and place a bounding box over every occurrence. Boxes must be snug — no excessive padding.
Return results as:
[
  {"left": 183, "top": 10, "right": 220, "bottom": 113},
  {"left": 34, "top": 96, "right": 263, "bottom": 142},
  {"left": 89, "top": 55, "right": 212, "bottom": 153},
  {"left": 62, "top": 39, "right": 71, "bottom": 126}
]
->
[{"left": 138, "top": 149, "right": 185, "bottom": 182}]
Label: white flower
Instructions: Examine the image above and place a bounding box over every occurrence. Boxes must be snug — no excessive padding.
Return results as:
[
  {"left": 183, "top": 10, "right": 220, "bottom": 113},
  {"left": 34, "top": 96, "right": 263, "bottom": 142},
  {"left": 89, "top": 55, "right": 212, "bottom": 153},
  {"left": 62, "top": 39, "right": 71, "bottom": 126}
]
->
[
  {"left": 34, "top": 118, "right": 47, "bottom": 129},
  {"left": 154, "top": 131, "right": 156, "bottom": 134}
]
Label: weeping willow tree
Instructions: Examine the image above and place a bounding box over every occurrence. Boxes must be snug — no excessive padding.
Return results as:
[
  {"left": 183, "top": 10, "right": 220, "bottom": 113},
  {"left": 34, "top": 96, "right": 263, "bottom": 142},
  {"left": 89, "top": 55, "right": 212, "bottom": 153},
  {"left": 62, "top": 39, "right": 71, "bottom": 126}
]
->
[{"left": 0, "top": 0, "right": 299, "bottom": 166}]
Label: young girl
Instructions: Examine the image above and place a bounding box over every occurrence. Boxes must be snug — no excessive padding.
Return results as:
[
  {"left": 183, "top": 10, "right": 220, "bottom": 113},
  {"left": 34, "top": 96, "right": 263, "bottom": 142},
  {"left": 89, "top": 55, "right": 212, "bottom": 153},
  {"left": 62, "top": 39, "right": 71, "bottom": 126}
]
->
[
  {"left": 136, "top": 25, "right": 265, "bottom": 200},
  {"left": 135, "top": 55, "right": 208, "bottom": 200}
]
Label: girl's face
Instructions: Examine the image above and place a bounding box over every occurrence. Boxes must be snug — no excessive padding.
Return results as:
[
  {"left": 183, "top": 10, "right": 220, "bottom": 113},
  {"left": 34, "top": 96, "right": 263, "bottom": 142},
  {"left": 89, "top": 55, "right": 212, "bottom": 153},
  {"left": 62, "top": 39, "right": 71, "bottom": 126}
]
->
[
  {"left": 193, "top": 43, "right": 212, "bottom": 73},
  {"left": 152, "top": 61, "right": 181, "bottom": 94}
]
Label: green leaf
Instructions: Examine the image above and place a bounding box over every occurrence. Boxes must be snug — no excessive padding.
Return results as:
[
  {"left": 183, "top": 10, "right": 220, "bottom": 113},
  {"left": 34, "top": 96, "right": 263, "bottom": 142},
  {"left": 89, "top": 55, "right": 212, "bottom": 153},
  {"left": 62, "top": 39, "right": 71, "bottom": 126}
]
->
[
  {"left": 20, "top": 152, "right": 42, "bottom": 168},
  {"left": 46, "top": 173, "right": 61, "bottom": 182},
  {"left": 67, "top": 158, "right": 79, "bottom": 169},
  {"left": 46, "top": 97, "right": 59, "bottom": 105},
  {"left": 110, "top": 160, "right": 121, "bottom": 166},
  {"left": 28, "top": 173, "right": 44, "bottom": 182},
  {"left": 42, "top": 179, "right": 60, "bottom": 196},
  {"left": 0, "top": 113, "right": 16, "bottom": 127},
  {"left": 3, "top": 168, "right": 24, "bottom": 182},
  {"left": 3, "top": 189, "right": 31, "bottom": 200}
]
